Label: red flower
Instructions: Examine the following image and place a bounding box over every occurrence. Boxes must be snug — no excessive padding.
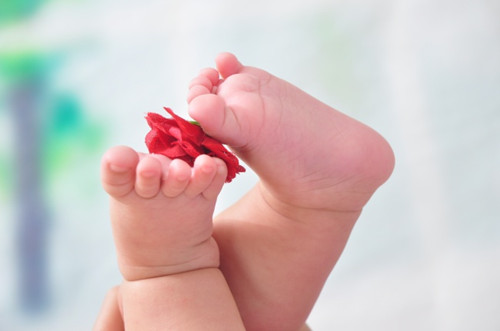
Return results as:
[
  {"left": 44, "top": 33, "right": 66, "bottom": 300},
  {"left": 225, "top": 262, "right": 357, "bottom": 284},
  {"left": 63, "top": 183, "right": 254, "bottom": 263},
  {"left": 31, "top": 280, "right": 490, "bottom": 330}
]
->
[{"left": 145, "top": 107, "right": 245, "bottom": 183}]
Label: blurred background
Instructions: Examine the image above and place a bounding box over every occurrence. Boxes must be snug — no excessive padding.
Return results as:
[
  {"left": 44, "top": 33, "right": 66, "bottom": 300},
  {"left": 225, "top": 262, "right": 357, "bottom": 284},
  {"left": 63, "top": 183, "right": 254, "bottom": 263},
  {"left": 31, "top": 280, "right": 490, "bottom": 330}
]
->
[{"left": 0, "top": 0, "right": 499, "bottom": 330}]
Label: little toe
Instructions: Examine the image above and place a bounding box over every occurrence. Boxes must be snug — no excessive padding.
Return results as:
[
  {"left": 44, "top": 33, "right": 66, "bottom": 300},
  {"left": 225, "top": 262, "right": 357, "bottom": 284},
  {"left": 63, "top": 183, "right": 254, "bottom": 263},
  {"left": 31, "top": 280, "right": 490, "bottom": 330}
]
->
[
  {"left": 215, "top": 52, "right": 244, "bottom": 78},
  {"left": 202, "top": 158, "right": 228, "bottom": 201},
  {"left": 101, "top": 146, "right": 140, "bottom": 198},
  {"left": 135, "top": 155, "right": 163, "bottom": 199},
  {"left": 161, "top": 159, "right": 191, "bottom": 198},
  {"left": 184, "top": 155, "right": 218, "bottom": 198}
]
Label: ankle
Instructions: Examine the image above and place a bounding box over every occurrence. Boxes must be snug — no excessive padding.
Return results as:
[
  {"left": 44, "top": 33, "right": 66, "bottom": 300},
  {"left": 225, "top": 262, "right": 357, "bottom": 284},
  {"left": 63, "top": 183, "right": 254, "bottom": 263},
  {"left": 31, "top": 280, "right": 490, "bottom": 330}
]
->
[
  {"left": 118, "top": 238, "right": 220, "bottom": 281},
  {"left": 257, "top": 183, "right": 362, "bottom": 227}
]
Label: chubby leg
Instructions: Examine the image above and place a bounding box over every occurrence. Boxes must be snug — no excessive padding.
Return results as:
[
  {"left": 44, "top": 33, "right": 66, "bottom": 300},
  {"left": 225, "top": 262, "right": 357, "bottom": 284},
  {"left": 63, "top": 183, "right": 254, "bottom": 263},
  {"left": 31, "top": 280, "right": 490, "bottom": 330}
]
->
[
  {"left": 188, "top": 53, "right": 395, "bottom": 330},
  {"left": 119, "top": 268, "right": 245, "bottom": 330},
  {"left": 93, "top": 286, "right": 123, "bottom": 331},
  {"left": 97, "top": 146, "right": 245, "bottom": 330},
  {"left": 94, "top": 273, "right": 245, "bottom": 331}
]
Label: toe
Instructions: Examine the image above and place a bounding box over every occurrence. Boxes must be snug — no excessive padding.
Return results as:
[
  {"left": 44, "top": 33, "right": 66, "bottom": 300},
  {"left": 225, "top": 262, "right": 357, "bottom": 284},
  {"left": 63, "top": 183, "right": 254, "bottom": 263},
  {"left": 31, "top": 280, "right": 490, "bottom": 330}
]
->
[
  {"left": 188, "top": 93, "right": 225, "bottom": 131},
  {"left": 188, "top": 94, "right": 243, "bottom": 147},
  {"left": 187, "top": 53, "right": 249, "bottom": 148},
  {"left": 184, "top": 155, "right": 217, "bottom": 198},
  {"left": 215, "top": 52, "right": 244, "bottom": 78},
  {"left": 187, "top": 84, "right": 211, "bottom": 103},
  {"left": 101, "top": 146, "right": 139, "bottom": 198},
  {"left": 198, "top": 67, "right": 221, "bottom": 86},
  {"left": 135, "top": 155, "right": 163, "bottom": 198},
  {"left": 202, "top": 158, "right": 227, "bottom": 200},
  {"left": 188, "top": 75, "right": 214, "bottom": 90},
  {"left": 186, "top": 68, "right": 221, "bottom": 103},
  {"left": 161, "top": 159, "right": 191, "bottom": 198}
]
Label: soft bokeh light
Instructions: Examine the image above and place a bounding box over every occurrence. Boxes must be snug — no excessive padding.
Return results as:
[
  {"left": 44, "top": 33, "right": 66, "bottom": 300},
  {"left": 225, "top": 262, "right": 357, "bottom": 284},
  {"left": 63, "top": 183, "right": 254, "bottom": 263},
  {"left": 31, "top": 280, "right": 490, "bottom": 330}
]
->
[{"left": 1, "top": 0, "right": 499, "bottom": 330}]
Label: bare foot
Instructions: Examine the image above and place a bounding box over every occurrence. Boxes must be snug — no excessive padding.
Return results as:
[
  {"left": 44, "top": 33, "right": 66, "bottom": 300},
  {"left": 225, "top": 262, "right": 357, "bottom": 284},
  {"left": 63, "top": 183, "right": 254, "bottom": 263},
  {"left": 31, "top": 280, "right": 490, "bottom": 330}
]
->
[
  {"left": 187, "top": 53, "right": 395, "bottom": 330},
  {"left": 188, "top": 52, "right": 394, "bottom": 213},
  {"left": 101, "top": 146, "right": 227, "bottom": 281}
]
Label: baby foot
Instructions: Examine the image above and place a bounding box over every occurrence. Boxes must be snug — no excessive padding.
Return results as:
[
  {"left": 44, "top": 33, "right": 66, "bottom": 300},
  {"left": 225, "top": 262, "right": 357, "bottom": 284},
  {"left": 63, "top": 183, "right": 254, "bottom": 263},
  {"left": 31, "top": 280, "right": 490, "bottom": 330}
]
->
[
  {"left": 101, "top": 146, "right": 227, "bottom": 281},
  {"left": 188, "top": 53, "right": 395, "bottom": 215},
  {"left": 187, "top": 53, "right": 395, "bottom": 330}
]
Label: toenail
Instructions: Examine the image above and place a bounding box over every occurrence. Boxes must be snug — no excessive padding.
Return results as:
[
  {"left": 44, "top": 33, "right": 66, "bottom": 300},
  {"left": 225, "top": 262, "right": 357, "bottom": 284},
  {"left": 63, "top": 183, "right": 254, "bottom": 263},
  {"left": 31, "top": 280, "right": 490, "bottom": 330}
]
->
[
  {"left": 109, "top": 164, "right": 128, "bottom": 173},
  {"left": 140, "top": 170, "right": 158, "bottom": 178},
  {"left": 202, "top": 164, "right": 215, "bottom": 173},
  {"left": 175, "top": 173, "right": 190, "bottom": 182}
]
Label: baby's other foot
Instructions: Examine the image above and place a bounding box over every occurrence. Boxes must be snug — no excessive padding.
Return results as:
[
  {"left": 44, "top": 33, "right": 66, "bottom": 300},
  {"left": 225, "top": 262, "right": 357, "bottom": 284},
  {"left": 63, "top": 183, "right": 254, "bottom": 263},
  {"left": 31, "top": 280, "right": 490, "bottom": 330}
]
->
[
  {"left": 101, "top": 146, "right": 227, "bottom": 281},
  {"left": 188, "top": 53, "right": 394, "bottom": 215},
  {"left": 188, "top": 54, "right": 395, "bottom": 331}
]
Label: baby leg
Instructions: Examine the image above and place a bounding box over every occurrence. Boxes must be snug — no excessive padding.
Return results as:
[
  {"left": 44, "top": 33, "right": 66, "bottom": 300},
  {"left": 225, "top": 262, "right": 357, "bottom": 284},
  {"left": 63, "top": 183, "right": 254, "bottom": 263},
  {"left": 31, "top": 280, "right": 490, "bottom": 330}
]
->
[
  {"left": 188, "top": 53, "right": 395, "bottom": 330},
  {"left": 93, "top": 286, "right": 123, "bottom": 331},
  {"left": 96, "top": 146, "right": 245, "bottom": 330}
]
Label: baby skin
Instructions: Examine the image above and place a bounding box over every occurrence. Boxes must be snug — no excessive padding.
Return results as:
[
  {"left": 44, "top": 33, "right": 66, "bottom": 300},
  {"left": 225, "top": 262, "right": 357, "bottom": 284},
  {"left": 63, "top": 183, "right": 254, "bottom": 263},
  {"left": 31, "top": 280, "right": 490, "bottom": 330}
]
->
[
  {"left": 95, "top": 52, "right": 395, "bottom": 330},
  {"left": 95, "top": 148, "right": 245, "bottom": 330},
  {"left": 187, "top": 53, "right": 395, "bottom": 330}
]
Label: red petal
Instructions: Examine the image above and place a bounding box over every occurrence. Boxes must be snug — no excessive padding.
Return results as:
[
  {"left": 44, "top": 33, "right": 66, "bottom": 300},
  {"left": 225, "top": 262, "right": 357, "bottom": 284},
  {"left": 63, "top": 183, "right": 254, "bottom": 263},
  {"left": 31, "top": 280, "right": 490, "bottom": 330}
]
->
[
  {"left": 145, "top": 108, "right": 245, "bottom": 182},
  {"left": 164, "top": 107, "right": 204, "bottom": 144},
  {"left": 202, "top": 136, "right": 245, "bottom": 183}
]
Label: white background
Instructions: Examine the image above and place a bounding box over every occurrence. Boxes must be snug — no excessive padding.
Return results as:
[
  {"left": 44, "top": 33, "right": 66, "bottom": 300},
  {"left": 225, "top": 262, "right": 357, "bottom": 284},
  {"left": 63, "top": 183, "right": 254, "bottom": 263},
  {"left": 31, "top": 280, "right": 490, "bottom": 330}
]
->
[{"left": 1, "top": 0, "right": 499, "bottom": 330}]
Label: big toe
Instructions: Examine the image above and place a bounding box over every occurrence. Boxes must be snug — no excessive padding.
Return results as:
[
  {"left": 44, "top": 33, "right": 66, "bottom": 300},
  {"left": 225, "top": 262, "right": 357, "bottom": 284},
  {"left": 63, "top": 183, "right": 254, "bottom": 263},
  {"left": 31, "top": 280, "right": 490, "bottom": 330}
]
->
[
  {"left": 188, "top": 93, "right": 246, "bottom": 147},
  {"left": 101, "top": 146, "right": 139, "bottom": 198}
]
